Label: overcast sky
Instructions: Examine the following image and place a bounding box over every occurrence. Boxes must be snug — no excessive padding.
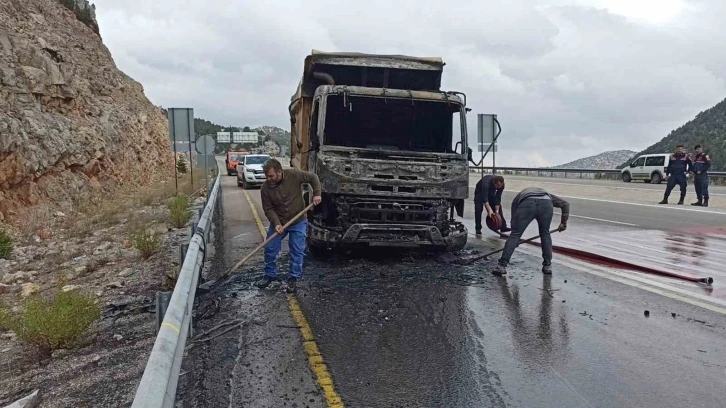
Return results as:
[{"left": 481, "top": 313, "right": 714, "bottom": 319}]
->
[{"left": 94, "top": 0, "right": 725, "bottom": 166}]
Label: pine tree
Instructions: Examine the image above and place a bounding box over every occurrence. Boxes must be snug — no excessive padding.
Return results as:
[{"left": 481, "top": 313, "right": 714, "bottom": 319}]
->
[{"left": 177, "top": 155, "right": 188, "bottom": 174}]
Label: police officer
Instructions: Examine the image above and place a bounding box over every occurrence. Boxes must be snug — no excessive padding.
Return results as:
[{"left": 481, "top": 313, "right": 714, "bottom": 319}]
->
[
  {"left": 691, "top": 144, "right": 712, "bottom": 207},
  {"left": 659, "top": 144, "right": 692, "bottom": 205},
  {"left": 474, "top": 174, "right": 511, "bottom": 235}
]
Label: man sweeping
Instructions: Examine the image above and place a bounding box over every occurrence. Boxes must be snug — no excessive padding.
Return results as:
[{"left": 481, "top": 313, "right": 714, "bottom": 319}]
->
[
  {"left": 256, "top": 159, "right": 321, "bottom": 293},
  {"left": 492, "top": 187, "right": 569, "bottom": 276}
]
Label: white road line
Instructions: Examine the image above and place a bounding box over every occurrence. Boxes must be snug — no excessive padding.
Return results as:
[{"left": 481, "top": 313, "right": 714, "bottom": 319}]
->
[
  {"left": 515, "top": 245, "right": 726, "bottom": 315},
  {"left": 471, "top": 175, "right": 726, "bottom": 196},
  {"left": 481, "top": 187, "right": 726, "bottom": 215},
  {"left": 554, "top": 212, "right": 639, "bottom": 227}
]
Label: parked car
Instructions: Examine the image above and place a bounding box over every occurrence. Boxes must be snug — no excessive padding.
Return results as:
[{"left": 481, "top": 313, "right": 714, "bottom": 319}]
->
[
  {"left": 236, "top": 154, "right": 271, "bottom": 189},
  {"left": 225, "top": 150, "right": 249, "bottom": 175},
  {"left": 621, "top": 153, "right": 670, "bottom": 183}
]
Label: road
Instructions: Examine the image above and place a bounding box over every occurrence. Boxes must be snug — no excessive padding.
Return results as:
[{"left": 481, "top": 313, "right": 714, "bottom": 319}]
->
[{"left": 177, "top": 162, "right": 726, "bottom": 408}]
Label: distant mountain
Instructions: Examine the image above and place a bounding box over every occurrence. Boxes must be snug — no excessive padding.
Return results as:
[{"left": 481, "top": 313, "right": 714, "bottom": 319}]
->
[
  {"left": 619, "top": 97, "right": 726, "bottom": 170},
  {"left": 552, "top": 150, "right": 637, "bottom": 169},
  {"left": 254, "top": 126, "right": 291, "bottom": 155}
]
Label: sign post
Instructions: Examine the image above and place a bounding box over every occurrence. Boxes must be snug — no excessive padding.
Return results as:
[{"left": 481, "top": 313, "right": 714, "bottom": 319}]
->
[{"left": 195, "top": 135, "right": 216, "bottom": 203}]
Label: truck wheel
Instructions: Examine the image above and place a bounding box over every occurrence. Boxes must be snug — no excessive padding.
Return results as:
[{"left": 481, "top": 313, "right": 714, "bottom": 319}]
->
[
  {"left": 622, "top": 172, "right": 632, "bottom": 182},
  {"left": 651, "top": 172, "right": 662, "bottom": 184}
]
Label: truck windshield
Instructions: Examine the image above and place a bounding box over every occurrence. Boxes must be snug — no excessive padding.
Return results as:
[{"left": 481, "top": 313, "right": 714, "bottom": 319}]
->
[{"left": 323, "top": 95, "right": 464, "bottom": 153}]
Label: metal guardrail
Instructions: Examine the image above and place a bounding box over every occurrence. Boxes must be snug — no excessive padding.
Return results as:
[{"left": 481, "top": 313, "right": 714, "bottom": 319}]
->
[
  {"left": 131, "top": 174, "right": 221, "bottom": 408},
  {"left": 469, "top": 166, "right": 726, "bottom": 180}
]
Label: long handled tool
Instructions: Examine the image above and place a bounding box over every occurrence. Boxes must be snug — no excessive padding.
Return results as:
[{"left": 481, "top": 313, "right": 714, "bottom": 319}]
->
[
  {"left": 453, "top": 229, "right": 560, "bottom": 265},
  {"left": 220, "top": 202, "right": 315, "bottom": 278}
]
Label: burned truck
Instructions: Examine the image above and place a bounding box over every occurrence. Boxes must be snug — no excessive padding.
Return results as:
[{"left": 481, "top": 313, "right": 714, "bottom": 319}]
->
[{"left": 289, "top": 50, "right": 474, "bottom": 252}]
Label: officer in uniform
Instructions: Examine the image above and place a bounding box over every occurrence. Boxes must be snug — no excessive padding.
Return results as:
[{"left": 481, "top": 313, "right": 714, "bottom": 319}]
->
[
  {"left": 691, "top": 144, "right": 712, "bottom": 207},
  {"left": 659, "top": 144, "right": 692, "bottom": 205}
]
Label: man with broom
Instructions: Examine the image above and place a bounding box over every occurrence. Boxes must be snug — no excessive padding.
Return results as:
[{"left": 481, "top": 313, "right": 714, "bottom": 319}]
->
[
  {"left": 256, "top": 159, "right": 322, "bottom": 293},
  {"left": 492, "top": 187, "right": 569, "bottom": 276}
]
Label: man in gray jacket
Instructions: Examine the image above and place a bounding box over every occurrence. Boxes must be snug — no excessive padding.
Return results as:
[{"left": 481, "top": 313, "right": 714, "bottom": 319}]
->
[{"left": 493, "top": 187, "right": 569, "bottom": 275}]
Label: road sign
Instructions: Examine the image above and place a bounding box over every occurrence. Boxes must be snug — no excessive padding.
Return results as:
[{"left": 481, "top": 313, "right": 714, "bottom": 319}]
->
[
  {"left": 478, "top": 143, "right": 498, "bottom": 153},
  {"left": 168, "top": 108, "right": 194, "bottom": 143},
  {"left": 477, "top": 114, "right": 495, "bottom": 145},
  {"left": 195, "top": 135, "right": 216, "bottom": 155},
  {"left": 171, "top": 141, "right": 195, "bottom": 152}
]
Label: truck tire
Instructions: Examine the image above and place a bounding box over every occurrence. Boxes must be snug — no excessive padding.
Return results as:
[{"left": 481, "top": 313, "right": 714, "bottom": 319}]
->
[{"left": 622, "top": 172, "right": 632, "bottom": 183}]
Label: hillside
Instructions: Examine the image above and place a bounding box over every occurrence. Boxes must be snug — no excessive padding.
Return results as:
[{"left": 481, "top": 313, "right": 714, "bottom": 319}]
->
[
  {"left": 255, "top": 125, "right": 291, "bottom": 155},
  {"left": 620, "top": 97, "right": 726, "bottom": 170},
  {"left": 0, "top": 0, "right": 172, "bottom": 221},
  {"left": 552, "top": 150, "right": 636, "bottom": 169}
]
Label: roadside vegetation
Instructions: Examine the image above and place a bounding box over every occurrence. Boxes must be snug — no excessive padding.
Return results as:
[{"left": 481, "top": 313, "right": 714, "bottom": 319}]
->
[
  {"left": 0, "top": 228, "right": 12, "bottom": 259},
  {"left": 0, "top": 290, "right": 100, "bottom": 357}
]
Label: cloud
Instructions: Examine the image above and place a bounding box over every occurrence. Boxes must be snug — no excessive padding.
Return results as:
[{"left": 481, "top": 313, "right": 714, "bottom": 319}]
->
[{"left": 93, "top": 0, "right": 726, "bottom": 166}]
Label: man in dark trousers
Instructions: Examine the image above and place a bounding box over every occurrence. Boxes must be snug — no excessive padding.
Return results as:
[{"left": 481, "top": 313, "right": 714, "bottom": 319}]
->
[
  {"left": 659, "top": 145, "right": 692, "bottom": 205},
  {"left": 492, "top": 187, "right": 569, "bottom": 276},
  {"left": 691, "top": 144, "right": 712, "bottom": 207},
  {"left": 257, "top": 159, "right": 322, "bottom": 293},
  {"left": 474, "top": 174, "right": 511, "bottom": 235}
]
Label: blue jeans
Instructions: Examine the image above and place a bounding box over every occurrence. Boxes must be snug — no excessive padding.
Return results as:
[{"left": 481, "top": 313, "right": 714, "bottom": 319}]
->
[
  {"left": 499, "top": 198, "right": 553, "bottom": 267},
  {"left": 264, "top": 219, "right": 308, "bottom": 279}
]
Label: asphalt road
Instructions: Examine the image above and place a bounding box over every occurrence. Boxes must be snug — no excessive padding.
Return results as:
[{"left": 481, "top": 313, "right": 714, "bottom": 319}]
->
[
  {"left": 176, "top": 166, "right": 726, "bottom": 408},
  {"left": 489, "top": 174, "right": 726, "bottom": 196}
]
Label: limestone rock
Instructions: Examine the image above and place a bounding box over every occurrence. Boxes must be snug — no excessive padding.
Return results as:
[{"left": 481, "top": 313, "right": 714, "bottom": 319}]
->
[
  {"left": 20, "top": 282, "right": 40, "bottom": 297},
  {"left": 0, "top": 0, "right": 173, "bottom": 219}
]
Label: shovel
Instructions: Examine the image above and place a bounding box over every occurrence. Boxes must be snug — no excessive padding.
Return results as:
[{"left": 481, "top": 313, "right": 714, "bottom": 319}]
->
[
  {"left": 446, "top": 229, "right": 560, "bottom": 265},
  {"left": 218, "top": 202, "right": 315, "bottom": 280}
]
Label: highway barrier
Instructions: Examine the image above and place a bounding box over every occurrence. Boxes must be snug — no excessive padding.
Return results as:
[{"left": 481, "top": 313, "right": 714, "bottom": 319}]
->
[
  {"left": 469, "top": 166, "right": 726, "bottom": 184},
  {"left": 130, "top": 174, "right": 221, "bottom": 408}
]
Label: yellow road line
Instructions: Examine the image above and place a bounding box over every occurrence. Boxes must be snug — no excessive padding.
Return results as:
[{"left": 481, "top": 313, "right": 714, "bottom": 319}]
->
[
  {"left": 242, "top": 188, "right": 344, "bottom": 407},
  {"left": 242, "top": 189, "right": 267, "bottom": 237}
]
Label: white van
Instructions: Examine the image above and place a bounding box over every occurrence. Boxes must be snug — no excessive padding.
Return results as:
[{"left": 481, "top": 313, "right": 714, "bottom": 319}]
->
[{"left": 621, "top": 153, "right": 670, "bottom": 184}]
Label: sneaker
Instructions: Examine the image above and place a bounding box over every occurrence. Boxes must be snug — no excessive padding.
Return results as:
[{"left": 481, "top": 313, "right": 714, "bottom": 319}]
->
[
  {"left": 492, "top": 264, "right": 507, "bottom": 275},
  {"left": 499, "top": 227, "right": 512, "bottom": 233},
  {"left": 286, "top": 277, "right": 297, "bottom": 293},
  {"left": 255, "top": 276, "right": 276, "bottom": 289},
  {"left": 542, "top": 264, "right": 552, "bottom": 274}
]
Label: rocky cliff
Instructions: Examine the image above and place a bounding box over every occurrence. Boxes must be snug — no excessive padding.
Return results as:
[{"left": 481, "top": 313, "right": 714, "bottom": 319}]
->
[
  {"left": 552, "top": 149, "right": 637, "bottom": 170},
  {"left": 0, "top": 0, "right": 172, "bottom": 221}
]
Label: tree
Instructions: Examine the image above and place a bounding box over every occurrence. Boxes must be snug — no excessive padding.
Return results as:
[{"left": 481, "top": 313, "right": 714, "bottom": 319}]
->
[
  {"left": 243, "top": 126, "right": 252, "bottom": 132},
  {"left": 176, "top": 155, "right": 188, "bottom": 174}
]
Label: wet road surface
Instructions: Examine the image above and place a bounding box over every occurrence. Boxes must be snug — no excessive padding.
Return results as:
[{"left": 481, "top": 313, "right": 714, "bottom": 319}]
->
[{"left": 179, "top": 164, "right": 726, "bottom": 407}]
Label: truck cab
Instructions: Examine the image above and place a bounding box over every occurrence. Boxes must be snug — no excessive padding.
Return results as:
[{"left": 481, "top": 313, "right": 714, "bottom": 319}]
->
[{"left": 290, "top": 51, "right": 474, "bottom": 252}]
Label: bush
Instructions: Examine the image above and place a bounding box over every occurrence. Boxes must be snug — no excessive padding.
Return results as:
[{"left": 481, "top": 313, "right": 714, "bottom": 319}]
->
[
  {"left": 131, "top": 229, "right": 162, "bottom": 259},
  {"left": 176, "top": 155, "right": 188, "bottom": 174},
  {"left": 168, "top": 195, "right": 192, "bottom": 228},
  {"left": 0, "top": 291, "right": 100, "bottom": 357},
  {"left": 0, "top": 229, "right": 12, "bottom": 259}
]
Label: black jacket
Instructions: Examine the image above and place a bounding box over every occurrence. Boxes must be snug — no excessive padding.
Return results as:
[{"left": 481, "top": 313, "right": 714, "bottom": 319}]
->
[{"left": 474, "top": 175, "right": 503, "bottom": 206}]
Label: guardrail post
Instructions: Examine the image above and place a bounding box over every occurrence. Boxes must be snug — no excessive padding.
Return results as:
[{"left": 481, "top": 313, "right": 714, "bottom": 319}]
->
[
  {"left": 155, "top": 291, "right": 172, "bottom": 332},
  {"left": 180, "top": 244, "right": 189, "bottom": 265}
]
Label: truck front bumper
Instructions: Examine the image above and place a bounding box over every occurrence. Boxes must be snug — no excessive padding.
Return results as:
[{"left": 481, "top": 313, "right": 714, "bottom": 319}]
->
[{"left": 308, "top": 222, "right": 467, "bottom": 251}]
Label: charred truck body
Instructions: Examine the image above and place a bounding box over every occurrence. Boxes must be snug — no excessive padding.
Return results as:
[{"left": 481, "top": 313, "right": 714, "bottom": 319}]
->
[{"left": 289, "top": 50, "right": 470, "bottom": 252}]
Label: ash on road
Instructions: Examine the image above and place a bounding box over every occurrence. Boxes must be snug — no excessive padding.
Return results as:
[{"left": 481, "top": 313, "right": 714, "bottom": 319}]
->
[{"left": 177, "top": 170, "right": 726, "bottom": 408}]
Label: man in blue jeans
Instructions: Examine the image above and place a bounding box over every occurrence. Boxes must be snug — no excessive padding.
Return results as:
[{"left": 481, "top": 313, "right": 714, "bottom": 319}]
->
[
  {"left": 492, "top": 187, "right": 569, "bottom": 276},
  {"left": 256, "top": 159, "right": 322, "bottom": 293}
]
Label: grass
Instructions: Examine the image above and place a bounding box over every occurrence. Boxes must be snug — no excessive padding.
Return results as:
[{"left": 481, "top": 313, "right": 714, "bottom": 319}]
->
[
  {"left": 0, "top": 290, "right": 100, "bottom": 357},
  {"left": 167, "top": 195, "right": 192, "bottom": 229},
  {"left": 0, "top": 229, "right": 12, "bottom": 259},
  {"left": 130, "top": 228, "right": 162, "bottom": 259}
]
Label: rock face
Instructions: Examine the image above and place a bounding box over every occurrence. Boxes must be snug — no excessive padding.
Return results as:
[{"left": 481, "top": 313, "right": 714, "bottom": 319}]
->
[
  {"left": 0, "top": 0, "right": 172, "bottom": 220},
  {"left": 552, "top": 150, "right": 638, "bottom": 170}
]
